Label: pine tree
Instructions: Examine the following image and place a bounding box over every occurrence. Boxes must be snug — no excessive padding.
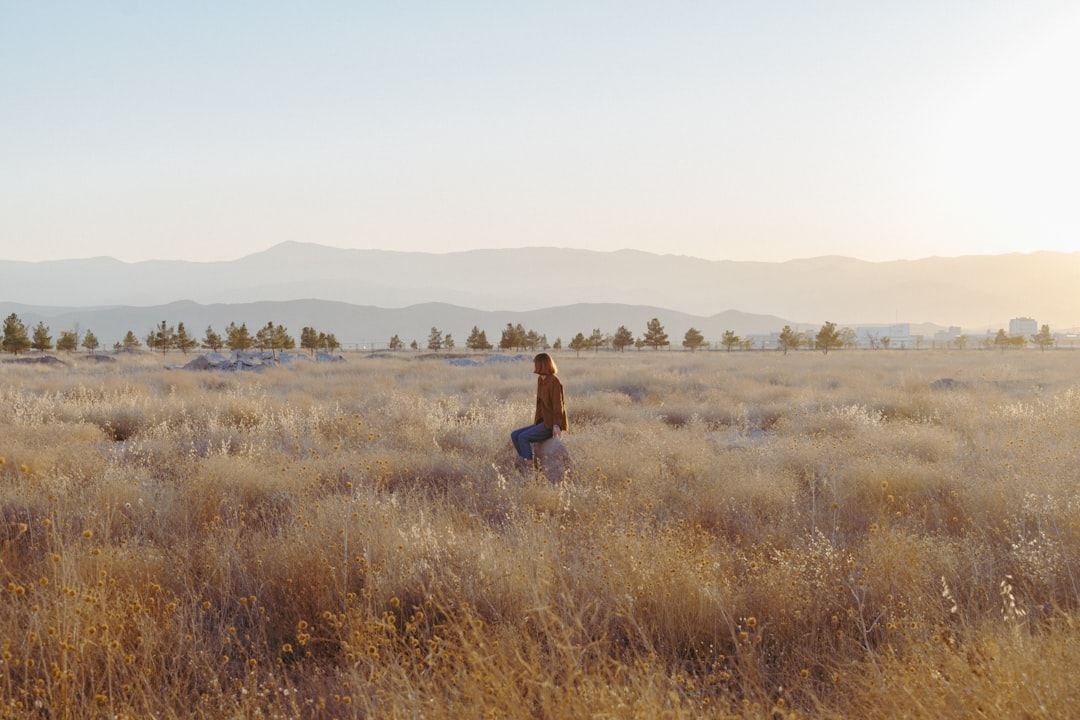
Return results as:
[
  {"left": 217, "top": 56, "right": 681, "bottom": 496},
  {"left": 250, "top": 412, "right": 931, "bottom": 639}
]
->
[
  {"left": 569, "top": 332, "right": 588, "bottom": 357},
  {"left": 82, "top": 330, "right": 100, "bottom": 354},
  {"left": 31, "top": 321, "right": 53, "bottom": 353},
  {"left": 253, "top": 322, "right": 293, "bottom": 356},
  {"left": 201, "top": 326, "right": 223, "bottom": 352},
  {"left": 57, "top": 330, "right": 79, "bottom": 354},
  {"left": 300, "top": 327, "right": 320, "bottom": 355},
  {"left": 175, "top": 323, "right": 198, "bottom": 354},
  {"left": 150, "top": 321, "right": 176, "bottom": 355},
  {"left": 612, "top": 325, "right": 635, "bottom": 352},
  {"left": 320, "top": 333, "right": 341, "bottom": 352},
  {"left": 255, "top": 323, "right": 274, "bottom": 352},
  {"left": 466, "top": 326, "right": 493, "bottom": 350},
  {"left": 499, "top": 323, "right": 527, "bottom": 350},
  {"left": 499, "top": 323, "right": 515, "bottom": 350},
  {"left": 2, "top": 313, "right": 31, "bottom": 355},
  {"left": 682, "top": 327, "right": 705, "bottom": 352},
  {"left": 588, "top": 328, "right": 605, "bottom": 352},
  {"left": 642, "top": 318, "right": 669, "bottom": 350},
  {"left": 122, "top": 330, "right": 142, "bottom": 350},
  {"left": 272, "top": 324, "right": 294, "bottom": 352},
  {"left": 227, "top": 322, "right": 253, "bottom": 351},
  {"left": 427, "top": 327, "right": 443, "bottom": 351}
]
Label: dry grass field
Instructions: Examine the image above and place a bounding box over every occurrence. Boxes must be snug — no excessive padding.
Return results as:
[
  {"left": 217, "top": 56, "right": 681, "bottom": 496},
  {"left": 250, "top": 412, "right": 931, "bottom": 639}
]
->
[{"left": 1, "top": 348, "right": 1079, "bottom": 718}]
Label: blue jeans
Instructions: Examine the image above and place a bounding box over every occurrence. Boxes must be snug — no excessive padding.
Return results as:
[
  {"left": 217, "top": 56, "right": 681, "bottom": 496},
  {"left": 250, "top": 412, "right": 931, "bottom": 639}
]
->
[{"left": 510, "top": 422, "right": 552, "bottom": 461}]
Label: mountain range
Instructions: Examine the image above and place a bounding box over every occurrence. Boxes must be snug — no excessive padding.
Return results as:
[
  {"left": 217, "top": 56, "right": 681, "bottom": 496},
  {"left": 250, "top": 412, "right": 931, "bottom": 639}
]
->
[{"left": 2, "top": 243, "right": 1077, "bottom": 348}]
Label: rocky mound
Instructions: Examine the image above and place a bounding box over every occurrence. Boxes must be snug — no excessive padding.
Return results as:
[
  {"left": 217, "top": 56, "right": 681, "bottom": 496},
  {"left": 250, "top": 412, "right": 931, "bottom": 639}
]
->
[{"left": 166, "top": 350, "right": 346, "bottom": 372}]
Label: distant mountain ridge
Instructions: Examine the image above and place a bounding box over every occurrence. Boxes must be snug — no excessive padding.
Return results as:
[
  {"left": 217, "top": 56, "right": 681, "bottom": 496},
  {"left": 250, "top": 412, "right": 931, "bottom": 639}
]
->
[{"left": 2, "top": 244, "right": 1078, "bottom": 339}]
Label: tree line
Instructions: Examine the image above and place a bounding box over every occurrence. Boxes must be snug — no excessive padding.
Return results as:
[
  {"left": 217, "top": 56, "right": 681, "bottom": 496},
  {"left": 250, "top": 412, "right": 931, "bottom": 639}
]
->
[
  {"left": 389, "top": 319, "right": 1062, "bottom": 356},
  {"left": 385, "top": 319, "right": 851, "bottom": 355},
  {"left": 2, "top": 311, "right": 1060, "bottom": 357},
  {"left": 0, "top": 313, "right": 340, "bottom": 357}
]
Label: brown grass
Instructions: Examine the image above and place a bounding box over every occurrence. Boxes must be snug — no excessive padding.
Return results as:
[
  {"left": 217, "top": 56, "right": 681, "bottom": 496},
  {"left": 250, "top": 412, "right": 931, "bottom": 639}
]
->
[{"left": 1, "top": 348, "right": 1079, "bottom": 717}]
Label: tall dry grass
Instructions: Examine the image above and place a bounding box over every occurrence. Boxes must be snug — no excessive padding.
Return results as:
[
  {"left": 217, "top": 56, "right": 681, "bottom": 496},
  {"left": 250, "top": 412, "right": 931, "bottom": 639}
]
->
[{"left": 1, "top": 349, "right": 1079, "bottom": 717}]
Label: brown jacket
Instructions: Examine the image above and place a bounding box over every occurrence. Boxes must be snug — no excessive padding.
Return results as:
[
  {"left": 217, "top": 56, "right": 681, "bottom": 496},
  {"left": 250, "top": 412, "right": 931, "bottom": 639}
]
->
[{"left": 534, "top": 373, "right": 568, "bottom": 431}]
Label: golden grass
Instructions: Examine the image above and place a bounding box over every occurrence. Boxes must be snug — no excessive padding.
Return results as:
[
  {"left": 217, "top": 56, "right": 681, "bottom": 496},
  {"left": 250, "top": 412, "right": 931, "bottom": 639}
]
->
[{"left": 1, "top": 348, "right": 1079, "bottom": 717}]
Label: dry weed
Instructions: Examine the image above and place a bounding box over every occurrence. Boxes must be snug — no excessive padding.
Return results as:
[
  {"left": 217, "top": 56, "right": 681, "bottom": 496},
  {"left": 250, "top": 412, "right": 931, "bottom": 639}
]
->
[{"left": 1, "top": 349, "right": 1079, "bottom": 716}]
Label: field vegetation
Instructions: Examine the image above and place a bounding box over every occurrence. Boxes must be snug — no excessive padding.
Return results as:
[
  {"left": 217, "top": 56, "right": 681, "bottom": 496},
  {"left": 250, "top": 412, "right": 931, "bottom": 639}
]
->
[{"left": 1, "top": 349, "right": 1079, "bottom": 718}]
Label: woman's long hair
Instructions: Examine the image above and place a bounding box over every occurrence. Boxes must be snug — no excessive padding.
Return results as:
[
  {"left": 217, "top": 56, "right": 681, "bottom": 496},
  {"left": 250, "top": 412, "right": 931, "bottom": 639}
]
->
[{"left": 533, "top": 352, "right": 557, "bottom": 375}]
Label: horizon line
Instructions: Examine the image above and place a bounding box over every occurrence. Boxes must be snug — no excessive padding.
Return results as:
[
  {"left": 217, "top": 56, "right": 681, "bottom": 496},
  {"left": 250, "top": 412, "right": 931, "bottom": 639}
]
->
[{"left": 2, "top": 241, "right": 1073, "bottom": 266}]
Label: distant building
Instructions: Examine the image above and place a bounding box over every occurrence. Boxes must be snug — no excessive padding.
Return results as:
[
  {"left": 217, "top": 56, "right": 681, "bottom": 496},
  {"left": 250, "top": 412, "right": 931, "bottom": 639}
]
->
[
  {"left": 1009, "top": 317, "right": 1038, "bottom": 337},
  {"left": 934, "top": 326, "right": 962, "bottom": 345},
  {"left": 744, "top": 333, "right": 777, "bottom": 350},
  {"left": 1058, "top": 333, "right": 1080, "bottom": 349},
  {"left": 856, "top": 324, "right": 912, "bottom": 348}
]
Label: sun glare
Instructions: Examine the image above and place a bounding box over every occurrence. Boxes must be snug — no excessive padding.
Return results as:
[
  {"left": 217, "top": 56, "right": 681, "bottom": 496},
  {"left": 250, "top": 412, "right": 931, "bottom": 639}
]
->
[{"left": 928, "top": 10, "right": 1080, "bottom": 253}]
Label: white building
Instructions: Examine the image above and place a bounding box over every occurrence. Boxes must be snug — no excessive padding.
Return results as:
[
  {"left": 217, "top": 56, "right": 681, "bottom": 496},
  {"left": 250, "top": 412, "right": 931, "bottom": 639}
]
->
[{"left": 1009, "top": 317, "right": 1038, "bottom": 337}]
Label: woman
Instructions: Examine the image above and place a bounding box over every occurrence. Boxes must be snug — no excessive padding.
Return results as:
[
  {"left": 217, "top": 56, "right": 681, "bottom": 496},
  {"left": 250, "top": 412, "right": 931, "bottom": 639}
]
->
[{"left": 510, "top": 352, "right": 568, "bottom": 471}]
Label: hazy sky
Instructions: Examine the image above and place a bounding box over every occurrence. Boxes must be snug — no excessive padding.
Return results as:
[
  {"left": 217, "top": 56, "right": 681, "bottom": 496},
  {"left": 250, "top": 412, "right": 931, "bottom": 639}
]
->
[{"left": 3, "top": 1, "right": 1078, "bottom": 264}]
